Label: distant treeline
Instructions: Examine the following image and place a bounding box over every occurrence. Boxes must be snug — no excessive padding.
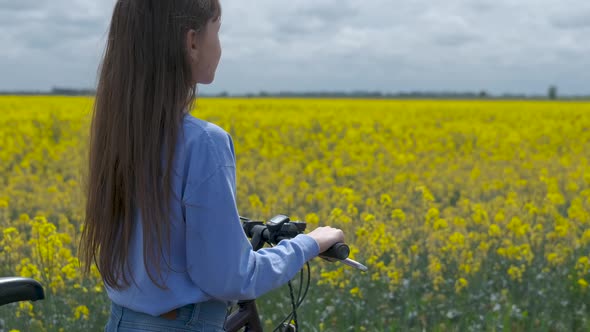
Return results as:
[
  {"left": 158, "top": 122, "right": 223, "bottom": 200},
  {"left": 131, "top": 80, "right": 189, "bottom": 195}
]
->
[
  {"left": 0, "top": 86, "right": 588, "bottom": 100},
  {"left": 0, "top": 88, "right": 96, "bottom": 96},
  {"left": 238, "top": 90, "right": 590, "bottom": 100}
]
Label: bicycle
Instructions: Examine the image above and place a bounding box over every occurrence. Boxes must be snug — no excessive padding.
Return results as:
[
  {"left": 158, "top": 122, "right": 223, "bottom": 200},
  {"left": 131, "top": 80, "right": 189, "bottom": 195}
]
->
[
  {"left": 0, "top": 214, "right": 367, "bottom": 332},
  {"left": 226, "top": 215, "right": 367, "bottom": 332},
  {"left": 0, "top": 277, "right": 44, "bottom": 307}
]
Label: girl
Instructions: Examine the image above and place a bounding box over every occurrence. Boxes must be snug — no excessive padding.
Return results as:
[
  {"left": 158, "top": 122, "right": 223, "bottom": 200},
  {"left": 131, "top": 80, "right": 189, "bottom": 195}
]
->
[{"left": 79, "top": 0, "right": 345, "bottom": 331}]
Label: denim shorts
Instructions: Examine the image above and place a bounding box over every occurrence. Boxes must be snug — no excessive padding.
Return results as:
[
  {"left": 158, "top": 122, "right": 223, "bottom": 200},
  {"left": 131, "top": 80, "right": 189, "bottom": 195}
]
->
[{"left": 104, "top": 300, "right": 229, "bottom": 332}]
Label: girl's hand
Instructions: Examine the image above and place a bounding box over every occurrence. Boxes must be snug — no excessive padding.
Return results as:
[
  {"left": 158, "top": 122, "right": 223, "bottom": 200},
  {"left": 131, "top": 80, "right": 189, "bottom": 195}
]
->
[{"left": 306, "top": 226, "right": 345, "bottom": 253}]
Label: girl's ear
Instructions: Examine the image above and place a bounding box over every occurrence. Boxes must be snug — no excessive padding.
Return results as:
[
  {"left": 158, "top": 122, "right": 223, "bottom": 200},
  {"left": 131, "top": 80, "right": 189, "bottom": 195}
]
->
[{"left": 186, "top": 29, "right": 199, "bottom": 63}]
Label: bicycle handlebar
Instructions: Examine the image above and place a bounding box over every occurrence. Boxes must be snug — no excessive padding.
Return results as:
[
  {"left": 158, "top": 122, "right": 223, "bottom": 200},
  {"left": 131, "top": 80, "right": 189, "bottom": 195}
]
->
[{"left": 240, "top": 215, "right": 358, "bottom": 262}]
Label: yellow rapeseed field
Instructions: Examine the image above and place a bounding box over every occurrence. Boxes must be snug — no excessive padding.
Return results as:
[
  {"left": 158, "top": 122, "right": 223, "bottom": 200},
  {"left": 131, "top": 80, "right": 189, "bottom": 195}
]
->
[{"left": 1, "top": 96, "right": 590, "bottom": 331}]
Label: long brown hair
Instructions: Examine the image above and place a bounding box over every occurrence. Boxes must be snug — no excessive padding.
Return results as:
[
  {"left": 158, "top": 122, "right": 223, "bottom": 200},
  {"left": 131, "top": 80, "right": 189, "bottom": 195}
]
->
[{"left": 79, "top": 0, "right": 221, "bottom": 290}]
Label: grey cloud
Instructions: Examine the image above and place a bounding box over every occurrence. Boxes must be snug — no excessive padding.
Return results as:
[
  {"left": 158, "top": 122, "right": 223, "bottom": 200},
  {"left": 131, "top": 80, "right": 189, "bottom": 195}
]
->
[
  {"left": 0, "top": 6, "right": 47, "bottom": 27},
  {"left": 275, "top": 16, "right": 331, "bottom": 39},
  {"left": 6, "top": 15, "right": 105, "bottom": 53},
  {"left": 0, "top": 0, "right": 48, "bottom": 11},
  {"left": 434, "top": 32, "right": 481, "bottom": 47},
  {"left": 295, "top": 1, "right": 358, "bottom": 22},
  {"left": 551, "top": 11, "right": 590, "bottom": 29},
  {"left": 1, "top": 0, "right": 589, "bottom": 95},
  {"left": 419, "top": 11, "right": 483, "bottom": 47},
  {"left": 464, "top": 1, "right": 496, "bottom": 12}
]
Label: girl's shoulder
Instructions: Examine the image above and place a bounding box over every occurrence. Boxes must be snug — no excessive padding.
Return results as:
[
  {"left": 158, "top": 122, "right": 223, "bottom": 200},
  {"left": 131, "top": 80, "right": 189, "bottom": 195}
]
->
[
  {"left": 181, "top": 113, "right": 235, "bottom": 169},
  {"left": 182, "top": 113, "right": 229, "bottom": 140}
]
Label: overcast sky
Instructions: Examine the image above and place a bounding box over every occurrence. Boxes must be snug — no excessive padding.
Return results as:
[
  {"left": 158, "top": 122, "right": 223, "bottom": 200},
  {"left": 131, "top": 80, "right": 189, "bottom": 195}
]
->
[{"left": 1, "top": 0, "right": 589, "bottom": 95}]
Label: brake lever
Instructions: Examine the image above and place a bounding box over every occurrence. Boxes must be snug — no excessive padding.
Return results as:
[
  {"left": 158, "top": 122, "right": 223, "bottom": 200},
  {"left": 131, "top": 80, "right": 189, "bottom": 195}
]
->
[
  {"left": 319, "top": 243, "right": 368, "bottom": 271},
  {"left": 340, "top": 258, "right": 368, "bottom": 271},
  {"left": 319, "top": 256, "right": 368, "bottom": 271}
]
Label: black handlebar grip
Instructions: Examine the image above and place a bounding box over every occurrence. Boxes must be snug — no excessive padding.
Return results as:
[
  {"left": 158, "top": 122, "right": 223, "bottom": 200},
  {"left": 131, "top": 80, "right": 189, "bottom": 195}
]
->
[{"left": 319, "top": 243, "right": 350, "bottom": 260}]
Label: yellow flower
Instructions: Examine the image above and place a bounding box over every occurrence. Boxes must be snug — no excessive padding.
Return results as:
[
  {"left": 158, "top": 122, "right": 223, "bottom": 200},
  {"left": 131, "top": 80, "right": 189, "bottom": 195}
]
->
[
  {"left": 379, "top": 194, "right": 392, "bottom": 207},
  {"left": 547, "top": 252, "right": 564, "bottom": 266},
  {"left": 18, "top": 301, "right": 34, "bottom": 318},
  {"left": 50, "top": 275, "right": 66, "bottom": 292},
  {"left": 433, "top": 218, "right": 448, "bottom": 230},
  {"left": 391, "top": 209, "right": 406, "bottom": 222},
  {"left": 19, "top": 260, "right": 40, "bottom": 279},
  {"left": 3, "top": 96, "right": 590, "bottom": 329},
  {"left": 346, "top": 204, "right": 358, "bottom": 216},
  {"left": 355, "top": 227, "right": 368, "bottom": 238},
  {"left": 362, "top": 213, "right": 375, "bottom": 222},
  {"left": 508, "top": 265, "right": 524, "bottom": 281},
  {"left": 304, "top": 213, "right": 320, "bottom": 226},
  {"left": 455, "top": 278, "right": 468, "bottom": 293},
  {"left": 425, "top": 207, "right": 440, "bottom": 225},
  {"left": 576, "top": 257, "right": 590, "bottom": 274},
  {"left": 387, "top": 270, "right": 401, "bottom": 287},
  {"left": 478, "top": 241, "right": 491, "bottom": 253},
  {"left": 74, "top": 305, "right": 90, "bottom": 320},
  {"left": 415, "top": 186, "right": 435, "bottom": 203},
  {"left": 488, "top": 224, "right": 502, "bottom": 237},
  {"left": 61, "top": 263, "right": 78, "bottom": 280},
  {"left": 433, "top": 276, "right": 445, "bottom": 291},
  {"left": 428, "top": 258, "right": 442, "bottom": 275},
  {"left": 494, "top": 211, "right": 505, "bottom": 223},
  {"left": 350, "top": 287, "right": 362, "bottom": 297},
  {"left": 555, "top": 225, "right": 568, "bottom": 237},
  {"left": 3, "top": 227, "right": 18, "bottom": 236},
  {"left": 459, "top": 264, "right": 472, "bottom": 274},
  {"left": 448, "top": 232, "right": 465, "bottom": 246},
  {"left": 518, "top": 244, "right": 534, "bottom": 264}
]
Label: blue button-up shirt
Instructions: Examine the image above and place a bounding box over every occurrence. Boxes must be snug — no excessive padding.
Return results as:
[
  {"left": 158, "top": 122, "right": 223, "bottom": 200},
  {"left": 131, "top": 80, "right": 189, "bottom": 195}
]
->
[{"left": 105, "top": 113, "right": 320, "bottom": 316}]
